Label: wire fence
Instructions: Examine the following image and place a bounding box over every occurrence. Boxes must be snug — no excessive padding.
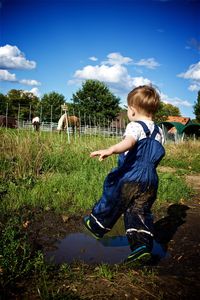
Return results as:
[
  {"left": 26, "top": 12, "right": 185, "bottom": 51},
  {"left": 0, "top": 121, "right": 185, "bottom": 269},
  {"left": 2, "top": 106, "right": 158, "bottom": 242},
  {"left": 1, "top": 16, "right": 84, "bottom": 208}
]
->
[
  {"left": 1, "top": 103, "right": 199, "bottom": 143},
  {"left": 17, "top": 119, "right": 126, "bottom": 138}
]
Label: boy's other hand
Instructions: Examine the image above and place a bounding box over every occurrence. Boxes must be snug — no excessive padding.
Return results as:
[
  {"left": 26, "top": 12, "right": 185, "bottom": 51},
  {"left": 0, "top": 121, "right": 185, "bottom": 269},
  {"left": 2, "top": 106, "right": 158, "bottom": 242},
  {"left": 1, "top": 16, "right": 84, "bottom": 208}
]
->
[{"left": 90, "top": 149, "right": 113, "bottom": 161}]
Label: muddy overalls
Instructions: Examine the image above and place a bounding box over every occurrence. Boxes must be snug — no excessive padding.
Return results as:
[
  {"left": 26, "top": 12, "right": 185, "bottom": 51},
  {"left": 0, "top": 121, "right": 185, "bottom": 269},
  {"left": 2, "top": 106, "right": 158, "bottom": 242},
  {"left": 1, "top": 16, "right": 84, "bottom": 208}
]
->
[{"left": 89, "top": 121, "right": 165, "bottom": 251}]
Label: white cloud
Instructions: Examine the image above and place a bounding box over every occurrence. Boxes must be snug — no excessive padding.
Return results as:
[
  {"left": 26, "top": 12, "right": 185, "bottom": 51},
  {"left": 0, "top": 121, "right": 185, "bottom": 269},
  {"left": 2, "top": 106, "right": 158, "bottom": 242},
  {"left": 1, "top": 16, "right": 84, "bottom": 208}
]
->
[
  {"left": 0, "top": 69, "right": 41, "bottom": 87},
  {"left": 0, "top": 69, "right": 17, "bottom": 81},
  {"left": 70, "top": 63, "right": 152, "bottom": 93},
  {"left": 30, "top": 87, "right": 40, "bottom": 97},
  {"left": 177, "top": 61, "right": 200, "bottom": 92},
  {"left": 89, "top": 56, "right": 98, "bottom": 61},
  {"left": 188, "top": 83, "right": 200, "bottom": 92},
  {"left": 131, "top": 77, "right": 151, "bottom": 87},
  {"left": 23, "top": 87, "right": 40, "bottom": 97},
  {"left": 134, "top": 58, "right": 160, "bottom": 69},
  {"left": 68, "top": 52, "right": 160, "bottom": 100},
  {"left": 19, "top": 79, "right": 41, "bottom": 86},
  {"left": 177, "top": 62, "right": 200, "bottom": 81},
  {"left": 74, "top": 64, "right": 128, "bottom": 83},
  {"left": 0, "top": 44, "right": 36, "bottom": 69},
  {"left": 102, "top": 52, "right": 133, "bottom": 65},
  {"left": 161, "top": 92, "right": 192, "bottom": 108}
]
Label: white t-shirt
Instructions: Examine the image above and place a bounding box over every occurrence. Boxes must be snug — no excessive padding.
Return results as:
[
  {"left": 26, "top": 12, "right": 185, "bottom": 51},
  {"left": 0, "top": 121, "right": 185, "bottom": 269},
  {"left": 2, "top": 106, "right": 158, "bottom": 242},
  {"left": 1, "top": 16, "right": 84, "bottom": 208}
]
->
[{"left": 124, "top": 120, "right": 164, "bottom": 144}]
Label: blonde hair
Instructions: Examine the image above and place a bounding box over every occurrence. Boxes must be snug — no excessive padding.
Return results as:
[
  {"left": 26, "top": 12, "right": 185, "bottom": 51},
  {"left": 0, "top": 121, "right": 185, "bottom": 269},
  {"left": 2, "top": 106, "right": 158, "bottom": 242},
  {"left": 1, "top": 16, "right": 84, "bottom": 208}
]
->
[{"left": 127, "top": 85, "right": 160, "bottom": 116}]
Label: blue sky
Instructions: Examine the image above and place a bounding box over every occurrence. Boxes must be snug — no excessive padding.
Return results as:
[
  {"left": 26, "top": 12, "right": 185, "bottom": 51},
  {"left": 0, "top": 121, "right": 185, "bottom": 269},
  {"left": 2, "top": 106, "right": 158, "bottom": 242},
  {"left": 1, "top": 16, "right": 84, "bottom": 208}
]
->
[{"left": 0, "top": 0, "right": 200, "bottom": 118}]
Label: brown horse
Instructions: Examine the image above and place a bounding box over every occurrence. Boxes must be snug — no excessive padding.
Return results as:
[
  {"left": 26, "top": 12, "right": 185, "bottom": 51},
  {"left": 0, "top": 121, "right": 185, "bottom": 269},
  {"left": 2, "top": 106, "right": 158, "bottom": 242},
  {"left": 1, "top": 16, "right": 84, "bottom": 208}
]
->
[
  {"left": 0, "top": 115, "right": 17, "bottom": 128},
  {"left": 57, "top": 114, "right": 80, "bottom": 134}
]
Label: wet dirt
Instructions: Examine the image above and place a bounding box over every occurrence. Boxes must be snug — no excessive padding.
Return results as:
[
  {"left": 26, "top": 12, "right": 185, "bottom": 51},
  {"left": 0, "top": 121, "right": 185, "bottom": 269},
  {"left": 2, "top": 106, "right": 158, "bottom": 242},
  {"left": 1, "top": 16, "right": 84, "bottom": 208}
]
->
[{"left": 25, "top": 174, "right": 200, "bottom": 299}]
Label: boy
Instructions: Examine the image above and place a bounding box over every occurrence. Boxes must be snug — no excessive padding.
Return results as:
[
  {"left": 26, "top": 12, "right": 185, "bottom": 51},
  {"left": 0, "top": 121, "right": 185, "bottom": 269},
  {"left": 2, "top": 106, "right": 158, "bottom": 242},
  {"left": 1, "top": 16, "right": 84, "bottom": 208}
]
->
[{"left": 84, "top": 85, "right": 165, "bottom": 264}]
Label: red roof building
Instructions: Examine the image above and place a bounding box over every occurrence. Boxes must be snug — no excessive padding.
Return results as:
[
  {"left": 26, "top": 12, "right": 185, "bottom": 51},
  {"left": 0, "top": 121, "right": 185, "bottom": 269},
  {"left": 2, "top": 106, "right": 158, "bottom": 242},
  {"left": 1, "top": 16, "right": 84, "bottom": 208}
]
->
[{"left": 166, "top": 116, "right": 191, "bottom": 125}]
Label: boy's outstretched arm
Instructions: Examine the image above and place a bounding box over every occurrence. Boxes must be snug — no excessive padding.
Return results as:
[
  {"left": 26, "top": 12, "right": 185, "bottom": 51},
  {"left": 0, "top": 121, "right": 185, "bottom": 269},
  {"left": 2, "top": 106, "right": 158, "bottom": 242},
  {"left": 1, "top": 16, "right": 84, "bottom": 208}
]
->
[{"left": 90, "top": 136, "right": 136, "bottom": 161}]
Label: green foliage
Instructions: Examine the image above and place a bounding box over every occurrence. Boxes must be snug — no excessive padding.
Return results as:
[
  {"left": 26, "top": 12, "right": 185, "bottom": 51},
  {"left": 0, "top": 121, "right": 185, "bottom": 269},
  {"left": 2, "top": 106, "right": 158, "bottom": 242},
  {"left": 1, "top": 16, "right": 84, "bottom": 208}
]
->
[
  {"left": 40, "top": 91, "right": 66, "bottom": 122},
  {"left": 0, "top": 130, "right": 116, "bottom": 213},
  {"left": 0, "top": 129, "right": 198, "bottom": 299},
  {"left": 1, "top": 130, "right": 198, "bottom": 212},
  {"left": 0, "top": 92, "right": 7, "bottom": 115},
  {"left": 0, "top": 216, "right": 33, "bottom": 286},
  {"left": 5, "top": 89, "right": 40, "bottom": 119},
  {"left": 72, "top": 80, "right": 120, "bottom": 124},
  {"left": 193, "top": 90, "right": 200, "bottom": 122},
  {"left": 155, "top": 101, "right": 181, "bottom": 123},
  {"left": 157, "top": 173, "right": 192, "bottom": 203},
  {"left": 160, "top": 142, "right": 200, "bottom": 172},
  {"left": 96, "top": 264, "right": 115, "bottom": 280},
  {"left": 0, "top": 130, "right": 196, "bottom": 214}
]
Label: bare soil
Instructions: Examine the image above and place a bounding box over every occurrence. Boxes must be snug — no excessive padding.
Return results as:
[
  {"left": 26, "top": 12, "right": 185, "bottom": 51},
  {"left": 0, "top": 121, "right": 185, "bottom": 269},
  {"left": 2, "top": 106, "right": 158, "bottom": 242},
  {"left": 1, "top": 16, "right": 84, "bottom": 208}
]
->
[{"left": 7, "top": 175, "right": 200, "bottom": 299}]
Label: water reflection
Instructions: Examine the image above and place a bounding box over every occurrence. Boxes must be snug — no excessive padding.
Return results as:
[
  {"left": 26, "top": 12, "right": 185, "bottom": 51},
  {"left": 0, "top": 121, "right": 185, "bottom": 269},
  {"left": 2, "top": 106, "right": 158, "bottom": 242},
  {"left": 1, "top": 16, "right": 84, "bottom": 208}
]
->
[
  {"left": 46, "top": 204, "right": 189, "bottom": 265},
  {"left": 46, "top": 232, "right": 168, "bottom": 265}
]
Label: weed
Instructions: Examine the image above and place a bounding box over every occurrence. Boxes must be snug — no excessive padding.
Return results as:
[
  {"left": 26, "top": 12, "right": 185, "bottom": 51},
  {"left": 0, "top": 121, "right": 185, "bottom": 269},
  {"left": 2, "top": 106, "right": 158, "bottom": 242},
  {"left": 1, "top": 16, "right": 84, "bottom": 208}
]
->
[
  {"left": 0, "top": 216, "right": 33, "bottom": 287},
  {"left": 96, "top": 264, "right": 115, "bottom": 280},
  {"left": 157, "top": 172, "right": 192, "bottom": 204},
  {"left": 160, "top": 141, "right": 200, "bottom": 173}
]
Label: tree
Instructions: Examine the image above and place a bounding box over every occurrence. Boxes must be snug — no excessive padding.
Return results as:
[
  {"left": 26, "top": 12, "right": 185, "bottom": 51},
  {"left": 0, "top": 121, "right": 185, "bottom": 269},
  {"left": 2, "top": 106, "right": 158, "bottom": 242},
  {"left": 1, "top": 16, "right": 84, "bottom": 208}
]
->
[
  {"left": 0, "top": 92, "right": 7, "bottom": 115},
  {"left": 6, "top": 89, "right": 40, "bottom": 120},
  {"left": 155, "top": 101, "right": 181, "bottom": 123},
  {"left": 71, "top": 80, "right": 120, "bottom": 124},
  {"left": 194, "top": 90, "right": 200, "bottom": 123},
  {"left": 40, "top": 92, "right": 65, "bottom": 122}
]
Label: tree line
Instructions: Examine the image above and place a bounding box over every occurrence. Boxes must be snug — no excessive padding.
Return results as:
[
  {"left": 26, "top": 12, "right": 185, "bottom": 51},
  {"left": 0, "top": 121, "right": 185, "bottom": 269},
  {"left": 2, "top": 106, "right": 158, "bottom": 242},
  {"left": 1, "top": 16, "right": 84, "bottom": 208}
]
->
[{"left": 0, "top": 79, "right": 199, "bottom": 123}]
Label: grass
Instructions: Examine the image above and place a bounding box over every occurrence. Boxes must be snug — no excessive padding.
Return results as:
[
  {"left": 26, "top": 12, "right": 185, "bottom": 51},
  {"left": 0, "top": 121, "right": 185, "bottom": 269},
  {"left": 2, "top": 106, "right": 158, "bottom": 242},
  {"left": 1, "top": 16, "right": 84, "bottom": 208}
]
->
[
  {"left": 0, "top": 129, "right": 199, "bottom": 299},
  {"left": 0, "top": 129, "right": 196, "bottom": 214},
  {"left": 160, "top": 141, "right": 200, "bottom": 173}
]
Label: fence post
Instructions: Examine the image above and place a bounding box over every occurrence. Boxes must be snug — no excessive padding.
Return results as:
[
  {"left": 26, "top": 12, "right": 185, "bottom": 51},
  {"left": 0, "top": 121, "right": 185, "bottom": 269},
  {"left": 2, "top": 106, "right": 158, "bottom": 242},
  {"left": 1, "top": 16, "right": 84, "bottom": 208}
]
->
[
  {"left": 18, "top": 103, "right": 20, "bottom": 131},
  {"left": 5, "top": 103, "right": 8, "bottom": 130},
  {"left": 50, "top": 105, "right": 53, "bottom": 132}
]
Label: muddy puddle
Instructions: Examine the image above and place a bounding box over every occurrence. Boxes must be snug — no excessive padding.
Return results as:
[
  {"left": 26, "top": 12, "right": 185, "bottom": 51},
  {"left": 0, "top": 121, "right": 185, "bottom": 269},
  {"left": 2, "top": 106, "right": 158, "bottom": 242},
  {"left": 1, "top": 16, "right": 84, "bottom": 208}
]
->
[
  {"left": 45, "top": 203, "right": 193, "bottom": 266},
  {"left": 45, "top": 223, "right": 168, "bottom": 265}
]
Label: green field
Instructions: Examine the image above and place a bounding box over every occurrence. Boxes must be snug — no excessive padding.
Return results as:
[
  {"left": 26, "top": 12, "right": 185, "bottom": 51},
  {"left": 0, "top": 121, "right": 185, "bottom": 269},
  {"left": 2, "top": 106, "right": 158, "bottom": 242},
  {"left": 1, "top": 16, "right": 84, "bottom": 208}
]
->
[
  {"left": 1, "top": 129, "right": 197, "bottom": 214},
  {"left": 0, "top": 129, "right": 199, "bottom": 299}
]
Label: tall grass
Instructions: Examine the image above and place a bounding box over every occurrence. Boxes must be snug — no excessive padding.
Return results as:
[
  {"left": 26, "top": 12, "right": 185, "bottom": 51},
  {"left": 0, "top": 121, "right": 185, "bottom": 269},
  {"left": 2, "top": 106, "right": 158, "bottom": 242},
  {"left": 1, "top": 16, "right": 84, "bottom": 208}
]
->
[
  {"left": 0, "top": 129, "right": 196, "bottom": 214},
  {"left": 160, "top": 141, "right": 200, "bottom": 172},
  {"left": 0, "top": 129, "right": 116, "bottom": 213}
]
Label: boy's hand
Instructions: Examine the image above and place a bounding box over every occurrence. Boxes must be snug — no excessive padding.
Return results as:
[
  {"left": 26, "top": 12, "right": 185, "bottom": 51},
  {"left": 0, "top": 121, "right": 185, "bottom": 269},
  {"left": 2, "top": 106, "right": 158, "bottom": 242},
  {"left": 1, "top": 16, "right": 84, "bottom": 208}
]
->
[{"left": 90, "top": 149, "right": 113, "bottom": 161}]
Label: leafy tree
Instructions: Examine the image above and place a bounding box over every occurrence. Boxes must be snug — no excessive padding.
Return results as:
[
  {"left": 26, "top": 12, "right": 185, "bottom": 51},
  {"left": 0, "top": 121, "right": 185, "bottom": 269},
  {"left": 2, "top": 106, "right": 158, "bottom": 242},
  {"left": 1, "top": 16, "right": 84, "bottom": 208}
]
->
[
  {"left": 40, "top": 92, "right": 65, "bottom": 122},
  {"left": 193, "top": 90, "right": 200, "bottom": 122},
  {"left": 0, "top": 92, "right": 7, "bottom": 115},
  {"left": 6, "top": 89, "right": 39, "bottom": 120},
  {"left": 71, "top": 80, "right": 120, "bottom": 124},
  {"left": 155, "top": 101, "right": 181, "bottom": 123}
]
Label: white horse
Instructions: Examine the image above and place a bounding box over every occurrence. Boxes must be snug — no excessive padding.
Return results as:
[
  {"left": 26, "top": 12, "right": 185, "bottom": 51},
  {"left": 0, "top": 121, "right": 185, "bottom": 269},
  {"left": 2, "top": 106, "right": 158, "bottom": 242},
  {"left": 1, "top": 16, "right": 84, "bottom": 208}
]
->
[
  {"left": 57, "top": 114, "right": 80, "bottom": 134},
  {"left": 32, "top": 116, "right": 40, "bottom": 131}
]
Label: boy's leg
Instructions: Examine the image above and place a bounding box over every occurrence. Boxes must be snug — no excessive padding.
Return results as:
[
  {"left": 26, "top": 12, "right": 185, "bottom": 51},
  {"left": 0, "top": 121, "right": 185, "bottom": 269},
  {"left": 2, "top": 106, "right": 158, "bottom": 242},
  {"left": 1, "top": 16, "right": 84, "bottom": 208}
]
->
[
  {"left": 83, "top": 193, "right": 124, "bottom": 239},
  {"left": 123, "top": 189, "right": 156, "bottom": 264},
  {"left": 83, "top": 180, "right": 135, "bottom": 239}
]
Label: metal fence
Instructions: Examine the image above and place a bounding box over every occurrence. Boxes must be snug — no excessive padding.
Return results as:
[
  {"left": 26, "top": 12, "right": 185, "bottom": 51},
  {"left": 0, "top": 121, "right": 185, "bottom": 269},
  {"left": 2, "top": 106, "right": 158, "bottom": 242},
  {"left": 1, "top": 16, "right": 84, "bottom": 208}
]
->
[{"left": 17, "top": 120, "right": 126, "bottom": 138}]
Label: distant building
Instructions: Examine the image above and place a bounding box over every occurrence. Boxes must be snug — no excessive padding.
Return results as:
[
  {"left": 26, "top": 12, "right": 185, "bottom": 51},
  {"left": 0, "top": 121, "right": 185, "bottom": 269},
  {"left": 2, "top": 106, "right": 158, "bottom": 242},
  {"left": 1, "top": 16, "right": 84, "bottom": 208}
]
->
[
  {"left": 166, "top": 116, "right": 191, "bottom": 125},
  {"left": 159, "top": 116, "right": 200, "bottom": 141},
  {"left": 111, "top": 111, "right": 128, "bottom": 129}
]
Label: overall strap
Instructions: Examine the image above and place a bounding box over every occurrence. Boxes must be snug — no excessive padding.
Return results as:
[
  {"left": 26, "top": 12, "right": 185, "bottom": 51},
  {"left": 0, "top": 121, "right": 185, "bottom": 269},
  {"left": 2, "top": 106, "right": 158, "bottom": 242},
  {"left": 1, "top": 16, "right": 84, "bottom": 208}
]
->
[
  {"left": 135, "top": 121, "right": 150, "bottom": 137},
  {"left": 151, "top": 124, "right": 160, "bottom": 139}
]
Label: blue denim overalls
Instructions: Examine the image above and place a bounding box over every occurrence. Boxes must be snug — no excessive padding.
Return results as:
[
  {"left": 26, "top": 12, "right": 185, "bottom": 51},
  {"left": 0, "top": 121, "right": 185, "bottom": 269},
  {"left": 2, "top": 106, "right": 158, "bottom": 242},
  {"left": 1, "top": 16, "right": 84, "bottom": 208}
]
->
[{"left": 89, "top": 121, "right": 165, "bottom": 251}]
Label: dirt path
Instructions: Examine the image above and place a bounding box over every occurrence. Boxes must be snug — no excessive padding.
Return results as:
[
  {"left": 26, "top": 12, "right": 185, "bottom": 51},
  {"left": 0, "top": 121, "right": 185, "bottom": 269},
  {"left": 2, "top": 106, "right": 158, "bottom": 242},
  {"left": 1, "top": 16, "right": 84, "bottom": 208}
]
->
[
  {"left": 22, "top": 174, "right": 200, "bottom": 299},
  {"left": 153, "top": 174, "right": 200, "bottom": 299}
]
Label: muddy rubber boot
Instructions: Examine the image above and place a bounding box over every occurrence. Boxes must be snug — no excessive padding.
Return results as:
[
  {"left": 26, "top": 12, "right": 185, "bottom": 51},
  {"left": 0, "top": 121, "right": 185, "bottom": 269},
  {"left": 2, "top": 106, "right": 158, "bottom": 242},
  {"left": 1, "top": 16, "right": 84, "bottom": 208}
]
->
[
  {"left": 124, "top": 245, "right": 151, "bottom": 266},
  {"left": 83, "top": 216, "right": 104, "bottom": 239}
]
